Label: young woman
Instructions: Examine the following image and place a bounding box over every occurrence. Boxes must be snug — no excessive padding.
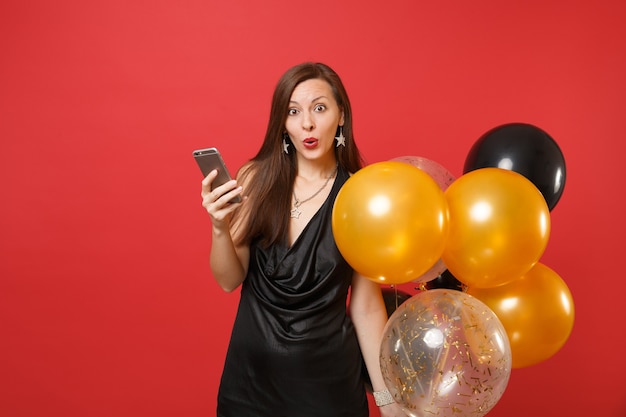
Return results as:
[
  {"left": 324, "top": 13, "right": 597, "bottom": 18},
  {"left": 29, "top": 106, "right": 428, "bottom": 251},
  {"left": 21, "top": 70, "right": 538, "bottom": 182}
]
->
[{"left": 202, "top": 62, "right": 404, "bottom": 417}]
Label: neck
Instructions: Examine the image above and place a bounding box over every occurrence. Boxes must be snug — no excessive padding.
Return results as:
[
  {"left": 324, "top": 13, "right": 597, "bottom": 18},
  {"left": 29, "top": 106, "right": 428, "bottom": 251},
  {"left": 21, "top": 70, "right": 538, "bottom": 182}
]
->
[{"left": 296, "top": 158, "right": 338, "bottom": 181}]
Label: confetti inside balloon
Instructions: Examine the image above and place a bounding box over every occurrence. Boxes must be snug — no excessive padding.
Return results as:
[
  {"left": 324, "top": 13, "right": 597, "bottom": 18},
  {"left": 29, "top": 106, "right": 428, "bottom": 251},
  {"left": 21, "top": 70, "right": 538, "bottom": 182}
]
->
[{"left": 380, "top": 289, "right": 512, "bottom": 417}]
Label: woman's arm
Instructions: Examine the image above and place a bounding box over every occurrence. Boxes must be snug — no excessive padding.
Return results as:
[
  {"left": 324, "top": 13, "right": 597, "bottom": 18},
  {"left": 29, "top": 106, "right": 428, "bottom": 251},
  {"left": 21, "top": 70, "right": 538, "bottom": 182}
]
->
[
  {"left": 201, "top": 169, "right": 250, "bottom": 292},
  {"left": 349, "top": 272, "right": 406, "bottom": 416}
]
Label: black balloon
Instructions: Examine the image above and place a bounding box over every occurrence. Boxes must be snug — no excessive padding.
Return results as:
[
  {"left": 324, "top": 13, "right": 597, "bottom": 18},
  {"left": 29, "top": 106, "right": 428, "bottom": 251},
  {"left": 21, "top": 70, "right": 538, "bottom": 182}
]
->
[
  {"left": 362, "top": 287, "right": 412, "bottom": 392},
  {"left": 464, "top": 123, "right": 566, "bottom": 211},
  {"left": 424, "top": 269, "right": 465, "bottom": 291}
]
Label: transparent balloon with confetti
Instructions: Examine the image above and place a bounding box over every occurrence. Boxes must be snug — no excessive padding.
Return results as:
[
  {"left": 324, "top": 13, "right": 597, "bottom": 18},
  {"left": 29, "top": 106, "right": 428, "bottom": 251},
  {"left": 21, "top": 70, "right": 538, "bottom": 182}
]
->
[{"left": 380, "top": 289, "right": 511, "bottom": 417}]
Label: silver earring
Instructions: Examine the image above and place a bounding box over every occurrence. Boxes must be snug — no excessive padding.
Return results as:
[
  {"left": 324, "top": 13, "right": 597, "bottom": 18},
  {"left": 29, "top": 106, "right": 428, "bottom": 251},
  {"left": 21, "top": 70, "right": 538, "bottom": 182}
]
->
[
  {"left": 335, "top": 126, "right": 346, "bottom": 147},
  {"left": 283, "top": 132, "right": 290, "bottom": 154}
]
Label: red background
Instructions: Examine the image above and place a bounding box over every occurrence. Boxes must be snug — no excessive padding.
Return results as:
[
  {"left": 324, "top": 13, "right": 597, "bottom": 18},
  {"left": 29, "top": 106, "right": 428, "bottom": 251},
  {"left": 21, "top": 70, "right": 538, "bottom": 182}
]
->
[{"left": 1, "top": 1, "right": 625, "bottom": 416}]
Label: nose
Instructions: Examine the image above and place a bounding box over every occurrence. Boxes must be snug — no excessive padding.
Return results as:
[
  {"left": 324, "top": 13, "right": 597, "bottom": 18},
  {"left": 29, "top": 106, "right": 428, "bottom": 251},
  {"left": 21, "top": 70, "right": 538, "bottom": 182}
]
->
[{"left": 302, "top": 112, "right": 315, "bottom": 131}]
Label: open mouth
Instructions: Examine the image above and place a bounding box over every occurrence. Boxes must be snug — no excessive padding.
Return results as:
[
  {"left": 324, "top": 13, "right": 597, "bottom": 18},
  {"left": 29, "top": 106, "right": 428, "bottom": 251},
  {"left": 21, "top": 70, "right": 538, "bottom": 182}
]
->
[{"left": 303, "top": 137, "right": 318, "bottom": 148}]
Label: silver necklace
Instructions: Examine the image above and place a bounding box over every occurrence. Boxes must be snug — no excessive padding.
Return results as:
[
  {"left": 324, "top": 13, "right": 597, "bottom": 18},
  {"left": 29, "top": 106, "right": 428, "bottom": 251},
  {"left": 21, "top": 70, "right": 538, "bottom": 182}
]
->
[{"left": 290, "top": 166, "right": 338, "bottom": 219}]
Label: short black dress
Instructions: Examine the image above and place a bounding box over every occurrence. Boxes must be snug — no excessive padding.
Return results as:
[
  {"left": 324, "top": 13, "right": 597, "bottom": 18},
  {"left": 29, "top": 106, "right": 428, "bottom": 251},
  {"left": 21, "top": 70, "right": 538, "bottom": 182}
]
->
[{"left": 217, "top": 167, "right": 368, "bottom": 417}]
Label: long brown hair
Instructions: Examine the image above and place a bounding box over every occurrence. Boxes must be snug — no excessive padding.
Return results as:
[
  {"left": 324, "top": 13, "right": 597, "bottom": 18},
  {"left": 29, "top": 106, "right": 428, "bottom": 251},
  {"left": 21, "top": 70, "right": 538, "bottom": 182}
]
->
[{"left": 235, "top": 62, "right": 364, "bottom": 247}]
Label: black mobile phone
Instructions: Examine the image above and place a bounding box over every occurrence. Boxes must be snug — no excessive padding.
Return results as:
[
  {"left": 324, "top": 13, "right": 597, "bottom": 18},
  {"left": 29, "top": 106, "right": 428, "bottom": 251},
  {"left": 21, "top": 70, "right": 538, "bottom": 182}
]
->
[{"left": 192, "top": 147, "right": 242, "bottom": 203}]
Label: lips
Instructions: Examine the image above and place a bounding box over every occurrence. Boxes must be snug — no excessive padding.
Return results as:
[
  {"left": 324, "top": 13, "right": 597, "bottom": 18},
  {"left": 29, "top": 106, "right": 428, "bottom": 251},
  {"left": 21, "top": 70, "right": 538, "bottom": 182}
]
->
[{"left": 303, "top": 137, "right": 319, "bottom": 149}]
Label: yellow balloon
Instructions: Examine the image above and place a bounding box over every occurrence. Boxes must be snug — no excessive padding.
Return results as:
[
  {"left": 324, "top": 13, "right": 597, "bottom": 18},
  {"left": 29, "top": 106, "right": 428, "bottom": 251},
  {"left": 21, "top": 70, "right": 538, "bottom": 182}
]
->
[
  {"left": 332, "top": 161, "right": 448, "bottom": 284},
  {"left": 467, "top": 263, "right": 575, "bottom": 368},
  {"left": 442, "top": 168, "right": 550, "bottom": 288}
]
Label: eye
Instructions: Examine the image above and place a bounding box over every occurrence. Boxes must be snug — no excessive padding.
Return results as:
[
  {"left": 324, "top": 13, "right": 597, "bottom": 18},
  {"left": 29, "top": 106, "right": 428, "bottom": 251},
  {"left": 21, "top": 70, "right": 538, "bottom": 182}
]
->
[
  {"left": 314, "top": 104, "right": 326, "bottom": 112},
  {"left": 288, "top": 108, "right": 299, "bottom": 116}
]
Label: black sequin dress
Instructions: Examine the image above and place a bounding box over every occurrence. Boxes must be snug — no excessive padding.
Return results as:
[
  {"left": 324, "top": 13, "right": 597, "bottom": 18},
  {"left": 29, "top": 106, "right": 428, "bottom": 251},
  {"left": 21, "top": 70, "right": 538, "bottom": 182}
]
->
[{"left": 217, "top": 167, "right": 368, "bottom": 417}]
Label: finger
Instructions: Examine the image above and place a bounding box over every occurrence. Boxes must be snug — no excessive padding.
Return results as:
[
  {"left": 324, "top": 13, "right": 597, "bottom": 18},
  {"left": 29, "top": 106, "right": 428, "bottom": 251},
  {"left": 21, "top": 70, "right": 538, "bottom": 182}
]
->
[
  {"left": 201, "top": 169, "right": 218, "bottom": 187},
  {"left": 212, "top": 180, "right": 240, "bottom": 200},
  {"left": 216, "top": 186, "right": 244, "bottom": 206},
  {"left": 205, "top": 195, "right": 241, "bottom": 223},
  {"left": 202, "top": 186, "right": 243, "bottom": 211}
]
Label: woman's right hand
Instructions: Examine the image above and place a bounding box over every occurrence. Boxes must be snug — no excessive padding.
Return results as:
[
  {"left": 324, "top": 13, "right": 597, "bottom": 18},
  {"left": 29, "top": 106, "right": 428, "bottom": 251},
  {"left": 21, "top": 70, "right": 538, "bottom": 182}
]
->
[{"left": 201, "top": 169, "right": 244, "bottom": 230}]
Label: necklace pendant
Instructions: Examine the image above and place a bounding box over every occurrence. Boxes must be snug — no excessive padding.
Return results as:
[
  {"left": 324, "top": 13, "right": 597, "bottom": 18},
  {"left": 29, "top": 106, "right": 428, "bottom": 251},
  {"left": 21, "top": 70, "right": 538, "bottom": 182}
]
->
[{"left": 290, "top": 206, "right": 302, "bottom": 219}]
